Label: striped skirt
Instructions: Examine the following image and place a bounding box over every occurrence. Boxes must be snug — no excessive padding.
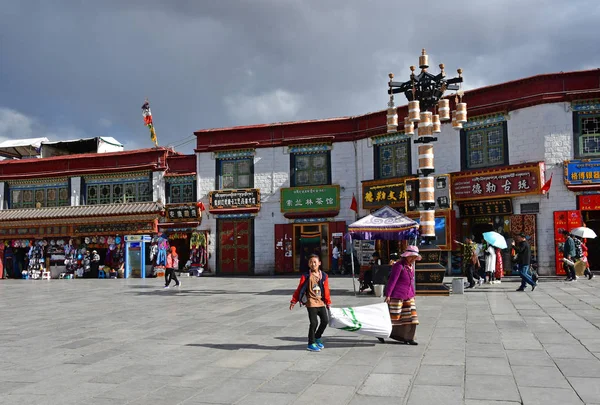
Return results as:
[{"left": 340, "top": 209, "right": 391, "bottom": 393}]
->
[{"left": 388, "top": 298, "right": 419, "bottom": 326}]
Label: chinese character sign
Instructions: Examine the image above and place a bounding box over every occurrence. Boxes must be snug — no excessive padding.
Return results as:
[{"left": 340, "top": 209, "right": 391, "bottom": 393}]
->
[
  {"left": 362, "top": 181, "right": 406, "bottom": 210},
  {"left": 166, "top": 204, "right": 201, "bottom": 222},
  {"left": 209, "top": 189, "right": 261, "bottom": 211},
  {"left": 452, "top": 162, "right": 543, "bottom": 201},
  {"left": 280, "top": 185, "right": 340, "bottom": 213},
  {"left": 564, "top": 159, "right": 600, "bottom": 185}
]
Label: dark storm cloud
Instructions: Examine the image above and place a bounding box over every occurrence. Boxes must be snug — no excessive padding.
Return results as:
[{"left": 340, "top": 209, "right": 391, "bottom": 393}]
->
[{"left": 0, "top": 0, "right": 599, "bottom": 152}]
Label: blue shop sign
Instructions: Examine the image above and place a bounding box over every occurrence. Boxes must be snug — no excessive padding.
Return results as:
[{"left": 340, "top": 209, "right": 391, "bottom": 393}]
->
[{"left": 564, "top": 159, "right": 600, "bottom": 185}]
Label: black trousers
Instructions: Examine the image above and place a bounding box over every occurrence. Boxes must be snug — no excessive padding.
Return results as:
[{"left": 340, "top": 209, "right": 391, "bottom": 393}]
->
[
  {"left": 307, "top": 306, "right": 328, "bottom": 345},
  {"left": 564, "top": 262, "right": 576, "bottom": 280},
  {"left": 465, "top": 264, "right": 481, "bottom": 286},
  {"left": 165, "top": 267, "right": 179, "bottom": 286}
]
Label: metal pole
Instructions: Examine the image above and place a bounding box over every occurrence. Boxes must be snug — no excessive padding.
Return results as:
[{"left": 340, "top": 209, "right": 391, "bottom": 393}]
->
[{"left": 349, "top": 234, "right": 357, "bottom": 296}]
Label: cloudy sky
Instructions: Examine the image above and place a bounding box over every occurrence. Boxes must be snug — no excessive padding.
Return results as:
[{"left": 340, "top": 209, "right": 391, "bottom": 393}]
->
[{"left": 1, "top": 0, "right": 599, "bottom": 153}]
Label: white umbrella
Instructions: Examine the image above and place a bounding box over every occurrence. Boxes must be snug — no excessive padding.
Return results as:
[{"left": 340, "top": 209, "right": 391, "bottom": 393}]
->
[{"left": 570, "top": 227, "right": 597, "bottom": 239}]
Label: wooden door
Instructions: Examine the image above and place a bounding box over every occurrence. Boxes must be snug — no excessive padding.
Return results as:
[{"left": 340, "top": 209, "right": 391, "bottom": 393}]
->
[
  {"left": 218, "top": 219, "right": 253, "bottom": 275},
  {"left": 509, "top": 214, "right": 537, "bottom": 276},
  {"left": 275, "top": 223, "right": 294, "bottom": 274},
  {"left": 553, "top": 210, "right": 582, "bottom": 275}
]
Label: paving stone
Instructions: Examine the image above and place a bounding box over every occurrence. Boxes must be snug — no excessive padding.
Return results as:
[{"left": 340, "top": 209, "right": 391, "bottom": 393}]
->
[
  {"left": 519, "top": 386, "right": 584, "bottom": 405},
  {"left": 407, "top": 385, "right": 464, "bottom": 405},
  {"left": 543, "top": 343, "right": 596, "bottom": 359},
  {"left": 555, "top": 358, "right": 600, "bottom": 377},
  {"left": 317, "top": 365, "right": 373, "bottom": 387},
  {"left": 422, "top": 349, "right": 466, "bottom": 366},
  {"left": 512, "top": 365, "right": 571, "bottom": 388},
  {"left": 567, "top": 377, "right": 600, "bottom": 404},
  {"left": 235, "top": 392, "right": 297, "bottom": 405},
  {"left": 465, "top": 374, "right": 520, "bottom": 402},
  {"left": 257, "top": 371, "right": 315, "bottom": 394},
  {"left": 371, "top": 355, "right": 421, "bottom": 375},
  {"left": 3, "top": 277, "right": 600, "bottom": 404},
  {"left": 414, "top": 365, "right": 464, "bottom": 386},
  {"left": 357, "top": 373, "right": 411, "bottom": 397},
  {"left": 291, "top": 383, "right": 354, "bottom": 405},
  {"left": 466, "top": 356, "right": 512, "bottom": 376}
]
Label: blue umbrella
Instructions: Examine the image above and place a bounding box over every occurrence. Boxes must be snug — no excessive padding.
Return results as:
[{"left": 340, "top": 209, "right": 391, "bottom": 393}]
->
[{"left": 483, "top": 231, "right": 507, "bottom": 249}]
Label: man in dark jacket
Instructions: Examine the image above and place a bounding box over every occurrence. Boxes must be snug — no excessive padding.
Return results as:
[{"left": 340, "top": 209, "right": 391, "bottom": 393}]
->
[
  {"left": 562, "top": 229, "right": 577, "bottom": 281},
  {"left": 512, "top": 233, "right": 536, "bottom": 291}
]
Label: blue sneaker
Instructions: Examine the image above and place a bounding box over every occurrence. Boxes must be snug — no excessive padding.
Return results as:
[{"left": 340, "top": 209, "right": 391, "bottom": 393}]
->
[
  {"left": 315, "top": 339, "right": 324, "bottom": 349},
  {"left": 306, "top": 343, "right": 321, "bottom": 352}
]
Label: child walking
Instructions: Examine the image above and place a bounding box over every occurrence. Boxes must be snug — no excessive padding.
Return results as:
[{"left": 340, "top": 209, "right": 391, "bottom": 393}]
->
[{"left": 290, "top": 254, "right": 331, "bottom": 352}]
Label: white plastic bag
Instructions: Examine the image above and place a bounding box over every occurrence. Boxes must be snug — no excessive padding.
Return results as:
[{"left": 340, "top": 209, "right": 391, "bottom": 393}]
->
[{"left": 328, "top": 302, "right": 391, "bottom": 338}]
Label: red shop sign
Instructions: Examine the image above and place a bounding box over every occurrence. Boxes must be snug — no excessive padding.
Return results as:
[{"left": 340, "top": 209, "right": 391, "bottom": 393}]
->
[
  {"left": 452, "top": 162, "right": 544, "bottom": 202},
  {"left": 579, "top": 194, "right": 600, "bottom": 210}
]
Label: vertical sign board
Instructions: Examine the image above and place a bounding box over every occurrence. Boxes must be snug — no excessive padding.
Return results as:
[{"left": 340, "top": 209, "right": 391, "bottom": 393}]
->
[{"left": 553, "top": 210, "right": 582, "bottom": 276}]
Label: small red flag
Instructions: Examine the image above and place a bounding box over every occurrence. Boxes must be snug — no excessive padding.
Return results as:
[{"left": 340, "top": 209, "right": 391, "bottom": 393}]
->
[
  {"left": 350, "top": 194, "right": 358, "bottom": 212},
  {"left": 541, "top": 174, "right": 553, "bottom": 194}
]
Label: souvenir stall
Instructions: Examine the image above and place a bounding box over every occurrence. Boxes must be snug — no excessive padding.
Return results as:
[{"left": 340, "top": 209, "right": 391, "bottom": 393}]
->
[
  {"left": 189, "top": 231, "right": 209, "bottom": 275},
  {"left": 157, "top": 202, "right": 206, "bottom": 275},
  {"left": 347, "top": 206, "right": 420, "bottom": 295},
  {"left": 0, "top": 201, "right": 163, "bottom": 279},
  {"left": 150, "top": 233, "right": 170, "bottom": 277}
]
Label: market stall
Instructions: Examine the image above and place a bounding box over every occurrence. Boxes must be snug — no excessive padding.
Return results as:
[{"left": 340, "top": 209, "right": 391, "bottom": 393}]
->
[{"left": 347, "top": 206, "right": 420, "bottom": 295}]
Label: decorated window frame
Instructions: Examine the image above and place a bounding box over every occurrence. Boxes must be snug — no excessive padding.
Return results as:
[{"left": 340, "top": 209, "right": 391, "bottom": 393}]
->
[
  {"left": 83, "top": 172, "right": 152, "bottom": 205},
  {"left": 288, "top": 144, "right": 332, "bottom": 188},
  {"left": 9, "top": 180, "right": 69, "bottom": 209},
  {"left": 460, "top": 118, "right": 509, "bottom": 170},
  {"left": 573, "top": 110, "right": 600, "bottom": 158},
  {"left": 166, "top": 175, "right": 196, "bottom": 204},
  {"left": 374, "top": 139, "right": 411, "bottom": 180},
  {"left": 216, "top": 158, "right": 254, "bottom": 190}
]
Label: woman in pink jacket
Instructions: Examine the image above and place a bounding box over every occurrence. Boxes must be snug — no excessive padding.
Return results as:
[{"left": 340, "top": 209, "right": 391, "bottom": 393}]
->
[{"left": 379, "top": 245, "right": 421, "bottom": 345}]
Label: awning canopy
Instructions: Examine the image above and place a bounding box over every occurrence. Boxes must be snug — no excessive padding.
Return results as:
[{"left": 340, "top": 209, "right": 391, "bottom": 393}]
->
[
  {"left": 0, "top": 137, "right": 48, "bottom": 159},
  {"left": 347, "top": 205, "right": 419, "bottom": 241},
  {"left": 0, "top": 201, "right": 163, "bottom": 222}
]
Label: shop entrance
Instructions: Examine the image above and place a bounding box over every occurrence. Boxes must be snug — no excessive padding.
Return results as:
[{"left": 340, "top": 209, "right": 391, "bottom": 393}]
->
[
  {"left": 217, "top": 218, "right": 254, "bottom": 275},
  {"left": 583, "top": 210, "right": 600, "bottom": 271},
  {"left": 295, "top": 223, "right": 329, "bottom": 273}
]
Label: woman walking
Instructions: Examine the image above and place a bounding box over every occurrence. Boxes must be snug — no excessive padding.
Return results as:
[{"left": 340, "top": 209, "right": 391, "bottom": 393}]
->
[
  {"left": 484, "top": 244, "right": 496, "bottom": 284},
  {"left": 379, "top": 245, "right": 421, "bottom": 345},
  {"left": 494, "top": 247, "right": 503, "bottom": 283}
]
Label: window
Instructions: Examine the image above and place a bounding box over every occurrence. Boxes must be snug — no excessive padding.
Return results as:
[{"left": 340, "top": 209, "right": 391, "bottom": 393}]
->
[
  {"left": 85, "top": 175, "right": 152, "bottom": 205},
  {"left": 375, "top": 140, "right": 410, "bottom": 179},
  {"left": 10, "top": 184, "right": 69, "bottom": 208},
  {"left": 574, "top": 111, "right": 600, "bottom": 158},
  {"left": 461, "top": 122, "right": 508, "bottom": 170},
  {"left": 217, "top": 158, "right": 253, "bottom": 189},
  {"left": 291, "top": 152, "right": 331, "bottom": 187},
  {"left": 166, "top": 176, "right": 196, "bottom": 203}
]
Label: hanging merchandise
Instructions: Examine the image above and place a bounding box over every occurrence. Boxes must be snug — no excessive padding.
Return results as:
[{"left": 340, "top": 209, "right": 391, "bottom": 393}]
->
[
  {"left": 189, "top": 232, "right": 208, "bottom": 271},
  {"left": 26, "top": 241, "right": 46, "bottom": 279},
  {"left": 156, "top": 235, "right": 169, "bottom": 266}
]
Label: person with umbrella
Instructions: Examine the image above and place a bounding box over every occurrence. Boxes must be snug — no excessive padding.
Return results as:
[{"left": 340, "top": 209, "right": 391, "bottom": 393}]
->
[
  {"left": 570, "top": 226, "right": 596, "bottom": 280},
  {"left": 482, "top": 231, "right": 507, "bottom": 284}
]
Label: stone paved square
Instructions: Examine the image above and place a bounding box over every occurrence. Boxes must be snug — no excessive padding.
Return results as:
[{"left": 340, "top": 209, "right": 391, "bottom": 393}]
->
[{"left": 0, "top": 276, "right": 599, "bottom": 404}]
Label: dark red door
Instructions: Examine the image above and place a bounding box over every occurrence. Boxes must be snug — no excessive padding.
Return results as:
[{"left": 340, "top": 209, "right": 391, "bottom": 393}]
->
[
  {"left": 218, "top": 219, "right": 253, "bottom": 275},
  {"left": 553, "top": 210, "right": 582, "bottom": 275},
  {"left": 275, "top": 223, "right": 294, "bottom": 273}
]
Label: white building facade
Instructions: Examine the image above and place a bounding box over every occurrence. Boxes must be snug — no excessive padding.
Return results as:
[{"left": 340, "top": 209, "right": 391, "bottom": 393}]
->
[{"left": 194, "top": 70, "right": 600, "bottom": 277}]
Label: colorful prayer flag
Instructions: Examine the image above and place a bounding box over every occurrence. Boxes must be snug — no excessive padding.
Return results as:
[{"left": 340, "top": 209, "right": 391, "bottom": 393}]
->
[{"left": 142, "top": 99, "right": 158, "bottom": 146}]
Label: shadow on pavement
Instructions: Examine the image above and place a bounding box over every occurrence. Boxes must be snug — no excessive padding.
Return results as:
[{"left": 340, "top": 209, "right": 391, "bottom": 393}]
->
[
  {"left": 125, "top": 288, "right": 363, "bottom": 297},
  {"left": 186, "top": 339, "right": 376, "bottom": 350}
]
